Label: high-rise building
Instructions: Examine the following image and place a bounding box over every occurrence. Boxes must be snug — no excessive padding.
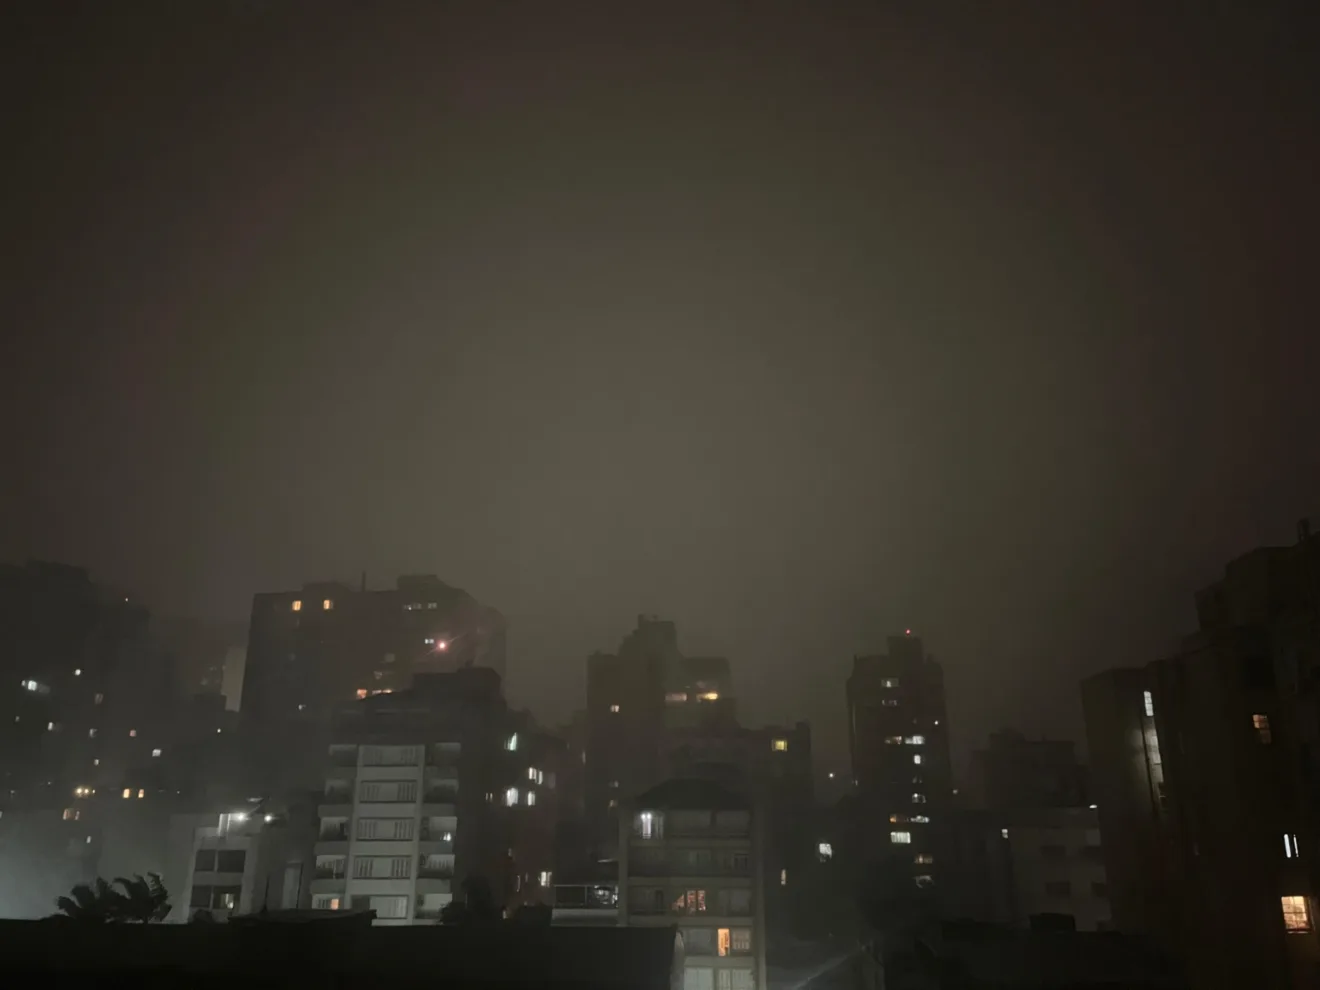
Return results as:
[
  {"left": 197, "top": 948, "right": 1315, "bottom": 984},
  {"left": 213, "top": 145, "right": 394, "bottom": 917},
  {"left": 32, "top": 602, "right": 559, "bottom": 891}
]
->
[
  {"left": 1083, "top": 522, "right": 1320, "bottom": 990},
  {"left": 240, "top": 574, "right": 506, "bottom": 792},
  {"left": 311, "top": 669, "right": 555, "bottom": 924},
  {"left": 965, "top": 729, "right": 1089, "bottom": 811},
  {"left": 846, "top": 633, "right": 952, "bottom": 890},
  {"left": 621, "top": 777, "right": 765, "bottom": 990}
]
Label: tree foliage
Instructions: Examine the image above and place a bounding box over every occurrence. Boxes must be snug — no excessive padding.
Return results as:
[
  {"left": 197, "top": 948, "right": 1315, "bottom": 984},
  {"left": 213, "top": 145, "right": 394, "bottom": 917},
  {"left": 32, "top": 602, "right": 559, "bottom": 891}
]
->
[{"left": 54, "top": 873, "right": 171, "bottom": 923}]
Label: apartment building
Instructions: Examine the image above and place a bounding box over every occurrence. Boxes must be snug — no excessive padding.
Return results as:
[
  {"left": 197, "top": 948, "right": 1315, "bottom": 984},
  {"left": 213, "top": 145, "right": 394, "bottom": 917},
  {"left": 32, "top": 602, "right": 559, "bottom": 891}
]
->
[
  {"left": 621, "top": 777, "right": 765, "bottom": 990},
  {"left": 312, "top": 668, "right": 558, "bottom": 923}
]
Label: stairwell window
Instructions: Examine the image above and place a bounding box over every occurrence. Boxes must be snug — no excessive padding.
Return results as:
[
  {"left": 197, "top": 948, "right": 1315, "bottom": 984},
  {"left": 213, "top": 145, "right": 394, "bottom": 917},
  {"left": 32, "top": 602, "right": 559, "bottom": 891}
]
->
[
  {"left": 1142, "top": 691, "right": 1154, "bottom": 717},
  {"left": 1282, "top": 895, "right": 1312, "bottom": 933}
]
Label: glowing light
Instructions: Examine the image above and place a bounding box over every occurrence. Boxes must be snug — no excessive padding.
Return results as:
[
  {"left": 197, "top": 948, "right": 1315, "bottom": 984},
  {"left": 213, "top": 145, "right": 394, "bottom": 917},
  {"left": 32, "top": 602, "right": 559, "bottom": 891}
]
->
[
  {"left": 73, "top": 668, "right": 82, "bottom": 677},
  {"left": 322, "top": 599, "right": 333, "bottom": 610},
  {"left": 905, "top": 628, "right": 912, "bottom": 635},
  {"left": 437, "top": 639, "right": 448, "bottom": 651},
  {"left": 292, "top": 600, "right": 302, "bottom": 612}
]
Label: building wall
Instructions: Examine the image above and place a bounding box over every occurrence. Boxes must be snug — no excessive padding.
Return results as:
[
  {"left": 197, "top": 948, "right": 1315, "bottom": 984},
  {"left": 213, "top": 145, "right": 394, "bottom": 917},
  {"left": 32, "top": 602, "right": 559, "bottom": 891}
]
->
[{"left": 1003, "top": 810, "right": 1109, "bottom": 931}]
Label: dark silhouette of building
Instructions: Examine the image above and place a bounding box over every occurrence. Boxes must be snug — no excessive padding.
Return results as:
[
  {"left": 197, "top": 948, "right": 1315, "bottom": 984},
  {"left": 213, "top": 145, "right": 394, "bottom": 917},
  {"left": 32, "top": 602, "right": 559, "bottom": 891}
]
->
[
  {"left": 846, "top": 632, "right": 953, "bottom": 891},
  {"left": 240, "top": 574, "right": 506, "bottom": 792},
  {"left": 965, "top": 729, "right": 1089, "bottom": 811},
  {"left": 1083, "top": 521, "right": 1320, "bottom": 990}
]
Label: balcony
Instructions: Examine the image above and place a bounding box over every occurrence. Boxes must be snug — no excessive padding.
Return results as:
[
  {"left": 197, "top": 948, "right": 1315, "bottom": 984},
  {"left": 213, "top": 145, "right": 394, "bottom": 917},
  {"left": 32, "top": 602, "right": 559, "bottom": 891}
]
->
[
  {"left": 314, "top": 865, "right": 346, "bottom": 880},
  {"left": 423, "top": 787, "right": 458, "bottom": 804},
  {"left": 319, "top": 824, "right": 349, "bottom": 841},
  {"left": 552, "top": 884, "right": 619, "bottom": 926},
  {"left": 414, "top": 907, "right": 445, "bottom": 922},
  {"left": 418, "top": 861, "right": 455, "bottom": 880},
  {"left": 328, "top": 748, "right": 358, "bottom": 767}
]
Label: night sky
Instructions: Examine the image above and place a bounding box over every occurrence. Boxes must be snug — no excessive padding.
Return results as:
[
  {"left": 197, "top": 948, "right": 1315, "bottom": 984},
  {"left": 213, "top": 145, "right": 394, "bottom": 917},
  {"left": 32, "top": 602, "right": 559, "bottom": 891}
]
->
[{"left": 4, "top": 2, "right": 1319, "bottom": 778}]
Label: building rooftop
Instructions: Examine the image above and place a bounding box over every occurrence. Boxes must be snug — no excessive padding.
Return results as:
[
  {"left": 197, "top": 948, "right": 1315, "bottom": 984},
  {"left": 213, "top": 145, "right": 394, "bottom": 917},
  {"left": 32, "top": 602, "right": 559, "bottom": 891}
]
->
[{"left": 633, "top": 776, "right": 749, "bottom": 810}]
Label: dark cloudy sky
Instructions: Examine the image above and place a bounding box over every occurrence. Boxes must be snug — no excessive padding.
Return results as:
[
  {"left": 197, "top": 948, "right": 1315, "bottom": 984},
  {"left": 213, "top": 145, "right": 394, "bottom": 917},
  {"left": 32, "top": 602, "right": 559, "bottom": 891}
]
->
[{"left": 4, "top": 2, "right": 1318, "bottom": 779}]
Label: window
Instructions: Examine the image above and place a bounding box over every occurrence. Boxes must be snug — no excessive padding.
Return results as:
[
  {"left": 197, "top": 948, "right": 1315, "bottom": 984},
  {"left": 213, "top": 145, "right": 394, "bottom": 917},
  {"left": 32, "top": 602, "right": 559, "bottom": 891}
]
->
[
  {"left": 915, "top": 853, "right": 934, "bottom": 865},
  {"left": 151, "top": 748, "right": 161, "bottom": 758},
  {"left": 194, "top": 849, "right": 217, "bottom": 871},
  {"left": 312, "top": 894, "right": 340, "bottom": 910},
  {"left": 322, "top": 598, "right": 333, "bottom": 610},
  {"left": 94, "top": 693, "right": 103, "bottom": 705},
  {"left": 1253, "top": 713, "right": 1272, "bottom": 744},
  {"left": 881, "top": 698, "right": 899, "bottom": 706},
  {"left": 62, "top": 808, "right": 78, "bottom": 821},
  {"left": 128, "top": 729, "right": 137, "bottom": 737},
  {"left": 122, "top": 788, "right": 131, "bottom": 799},
  {"left": 684, "top": 967, "right": 714, "bottom": 990},
  {"left": 912, "top": 793, "right": 927, "bottom": 804},
  {"left": 671, "top": 889, "right": 707, "bottom": 914},
  {"left": 1142, "top": 690, "right": 1155, "bottom": 717},
  {"left": 190, "top": 885, "right": 213, "bottom": 909},
  {"left": 1045, "top": 880, "right": 1071, "bottom": 897},
  {"left": 291, "top": 600, "right": 302, "bottom": 612},
  {"left": 1282, "top": 895, "right": 1313, "bottom": 933},
  {"left": 368, "top": 895, "right": 408, "bottom": 920},
  {"left": 665, "top": 692, "right": 688, "bottom": 703},
  {"left": 911, "top": 814, "right": 930, "bottom": 823},
  {"left": 723, "top": 889, "right": 752, "bottom": 915},
  {"left": 718, "top": 927, "right": 731, "bottom": 956},
  {"left": 881, "top": 677, "right": 899, "bottom": 688},
  {"left": 356, "top": 818, "right": 414, "bottom": 840},
  {"left": 884, "top": 736, "right": 903, "bottom": 745},
  {"left": 354, "top": 856, "right": 412, "bottom": 879},
  {"left": 635, "top": 811, "right": 661, "bottom": 839},
  {"left": 215, "top": 850, "right": 246, "bottom": 873},
  {"left": 731, "top": 928, "right": 752, "bottom": 954},
  {"left": 355, "top": 688, "right": 368, "bottom": 699},
  {"left": 915, "top": 875, "right": 935, "bottom": 888},
  {"left": 1285, "top": 833, "right": 1301, "bottom": 859},
  {"left": 87, "top": 728, "right": 97, "bottom": 739},
  {"left": 913, "top": 754, "right": 923, "bottom": 765},
  {"left": 213, "top": 887, "right": 240, "bottom": 910},
  {"left": 697, "top": 691, "right": 719, "bottom": 701},
  {"left": 73, "top": 668, "right": 82, "bottom": 677},
  {"left": 609, "top": 704, "right": 620, "bottom": 713},
  {"left": 539, "top": 870, "right": 552, "bottom": 886},
  {"left": 890, "top": 831, "right": 912, "bottom": 844},
  {"left": 817, "top": 841, "right": 833, "bottom": 862},
  {"left": 1001, "top": 828, "right": 1009, "bottom": 839},
  {"left": 780, "top": 868, "right": 787, "bottom": 886},
  {"left": 504, "top": 787, "right": 519, "bottom": 806},
  {"left": 505, "top": 733, "right": 519, "bottom": 751},
  {"left": 772, "top": 738, "right": 788, "bottom": 752},
  {"left": 526, "top": 790, "right": 536, "bottom": 806},
  {"left": 608, "top": 798, "right": 618, "bottom": 808},
  {"left": 904, "top": 735, "right": 925, "bottom": 745},
  {"left": 359, "top": 780, "right": 416, "bottom": 803},
  {"left": 609, "top": 779, "right": 619, "bottom": 789},
  {"left": 137, "top": 789, "right": 145, "bottom": 799}
]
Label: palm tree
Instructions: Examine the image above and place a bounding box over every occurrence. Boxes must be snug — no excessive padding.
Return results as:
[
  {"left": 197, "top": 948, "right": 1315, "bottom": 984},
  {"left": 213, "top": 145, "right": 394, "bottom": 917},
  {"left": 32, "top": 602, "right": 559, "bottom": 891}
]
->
[
  {"left": 54, "top": 877, "right": 125, "bottom": 921},
  {"left": 113, "top": 873, "right": 171, "bottom": 922}
]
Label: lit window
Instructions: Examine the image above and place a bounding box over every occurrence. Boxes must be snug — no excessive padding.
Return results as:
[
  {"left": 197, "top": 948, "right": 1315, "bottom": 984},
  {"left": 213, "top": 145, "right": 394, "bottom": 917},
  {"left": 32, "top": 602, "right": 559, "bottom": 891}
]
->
[
  {"left": 817, "top": 842, "right": 833, "bottom": 862},
  {"left": 913, "top": 754, "right": 923, "bottom": 765},
  {"left": 1253, "top": 714, "right": 1272, "bottom": 744},
  {"left": 539, "top": 870, "right": 552, "bottom": 886},
  {"left": 94, "top": 693, "right": 103, "bottom": 705},
  {"left": 92, "top": 759, "right": 99, "bottom": 766},
  {"left": 151, "top": 748, "right": 162, "bottom": 758},
  {"left": 1142, "top": 690, "right": 1154, "bottom": 717},
  {"left": 427, "top": 602, "right": 437, "bottom": 610},
  {"left": 1001, "top": 828, "right": 1009, "bottom": 839},
  {"left": 881, "top": 699, "right": 899, "bottom": 707},
  {"left": 424, "top": 638, "right": 435, "bottom": 645},
  {"left": 772, "top": 739, "right": 788, "bottom": 752},
  {"left": 526, "top": 790, "right": 537, "bottom": 806},
  {"left": 609, "top": 704, "right": 620, "bottom": 713},
  {"left": 528, "top": 767, "right": 537, "bottom": 781},
  {"left": 915, "top": 853, "right": 934, "bottom": 864},
  {"left": 637, "top": 811, "right": 658, "bottom": 838},
  {"left": 718, "top": 928, "right": 732, "bottom": 956},
  {"left": 504, "top": 787, "right": 519, "bottom": 807},
  {"left": 122, "top": 789, "right": 131, "bottom": 799},
  {"left": 62, "top": 808, "right": 78, "bottom": 821},
  {"left": 73, "top": 668, "right": 81, "bottom": 677},
  {"left": 355, "top": 688, "right": 368, "bottom": 699},
  {"left": 1285, "top": 834, "right": 1301, "bottom": 859},
  {"left": 904, "top": 735, "right": 925, "bottom": 745},
  {"left": 322, "top": 599, "right": 333, "bottom": 610},
  {"left": 884, "top": 736, "right": 904, "bottom": 745},
  {"left": 912, "top": 793, "right": 927, "bottom": 804},
  {"left": 698, "top": 691, "right": 719, "bottom": 701},
  {"left": 292, "top": 600, "right": 302, "bottom": 612},
  {"left": 881, "top": 678, "right": 899, "bottom": 688},
  {"left": 912, "top": 815, "right": 930, "bottom": 823},
  {"left": 665, "top": 692, "right": 688, "bottom": 703},
  {"left": 46, "top": 721, "right": 55, "bottom": 731},
  {"left": 608, "top": 798, "right": 618, "bottom": 809},
  {"left": 505, "top": 733, "right": 518, "bottom": 751},
  {"left": 129, "top": 729, "right": 137, "bottom": 738},
  {"left": 1282, "top": 895, "right": 1313, "bottom": 933},
  {"left": 779, "top": 869, "right": 787, "bottom": 886},
  {"left": 137, "top": 789, "right": 145, "bottom": 799},
  {"left": 889, "top": 814, "right": 909, "bottom": 823},
  {"left": 915, "top": 875, "right": 934, "bottom": 888},
  {"left": 73, "top": 786, "right": 90, "bottom": 797},
  {"left": 890, "top": 831, "right": 912, "bottom": 844}
]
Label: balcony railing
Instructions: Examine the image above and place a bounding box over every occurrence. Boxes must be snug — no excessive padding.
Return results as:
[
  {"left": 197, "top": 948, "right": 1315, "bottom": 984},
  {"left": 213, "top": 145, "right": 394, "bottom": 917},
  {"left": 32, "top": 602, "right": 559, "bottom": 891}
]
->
[
  {"left": 418, "top": 862, "right": 455, "bottom": 880},
  {"left": 414, "top": 908, "right": 445, "bottom": 921},
  {"left": 328, "top": 750, "right": 358, "bottom": 767},
  {"left": 423, "top": 788, "right": 458, "bottom": 803},
  {"left": 319, "top": 825, "right": 349, "bottom": 841},
  {"left": 322, "top": 791, "right": 352, "bottom": 804},
  {"left": 314, "top": 866, "right": 346, "bottom": 880},
  {"left": 627, "top": 857, "right": 751, "bottom": 878},
  {"left": 553, "top": 884, "right": 618, "bottom": 909}
]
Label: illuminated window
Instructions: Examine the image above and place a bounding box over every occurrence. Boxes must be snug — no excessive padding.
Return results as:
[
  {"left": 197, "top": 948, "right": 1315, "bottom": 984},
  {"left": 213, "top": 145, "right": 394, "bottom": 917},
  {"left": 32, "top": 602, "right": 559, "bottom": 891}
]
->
[
  {"left": 528, "top": 767, "right": 538, "bottom": 781},
  {"left": 62, "top": 808, "right": 78, "bottom": 821},
  {"left": 779, "top": 869, "right": 787, "bottom": 886},
  {"left": 912, "top": 793, "right": 927, "bottom": 804},
  {"left": 526, "top": 790, "right": 537, "bottom": 806},
  {"left": 1285, "top": 834, "right": 1301, "bottom": 859},
  {"left": 884, "top": 736, "right": 904, "bottom": 745},
  {"left": 322, "top": 599, "right": 333, "bottom": 611},
  {"left": 904, "top": 735, "right": 925, "bottom": 745},
  {"left": 94, "top": 693, "right": 103, "bottom": 705},
  {"left": 355, "top": 688, "right": 368, "bottom": 699},
  {"left": 772, "top": 739, "right": 788, "bottom": 752},
  {"left": 913, "top": 754, "right": 923, "bottom": 765},
  {"left": 609, "top": 704, "right": 620, "bottom": 714},
  {"left": 122, "top": 789, "right": 131, "bottom": 799},
  {"left": 1001, "top": 828, "right": 1009, "bottom": 838},
  {"left": 665, "top": 692, "right": 688, "bottom": 703},
  {"left": 912, "top": 814, "right": 930, "bottom": 823},
  {"left": 1142, "top": 690, "right": 1154, "bottom": 717},
  {"left": 881, "top": 699, "right": 899, "bottom": 706},
  {"left": 915, "top": 853, "right": 934, "bottom": 864},
  {"left": 697, "top": 691, "right": 719, "bottom": 701},
  {"left": 608, "top": 798, "right": 618, "bottom": 809},
  {"left": 504, "top": 787, "right": 519, "bottom": 807},
  {"left": 718, "top": 928, "right": 732, "bottom": 956},
  {"left": 539, "top": 870, "right": 552, "bottom": 886},
  {"left": 671, "top": 889, "right": 707, "bottom": 913},
  {"left": 137, "top": 789, "right": 145, "bottom": 799},
  {"left": 817, "top": 842, "right": 833, "bottom": 862},
  {"left": 1282, "top": 895, "right": 1313, "bottom": 933},
  {"left": 609, "top": 779, "right": 619, "bottom": 789},
  {"left": 881, "top": 677, "right": 899, "bottom": 688},
  {"left": 889, "top": 814, "right": 909, "bottom": 823},
  {"left": 1253, "top": 714, "right": 1272, "bottom": 744},
  {"left": 151, "top": 748, "right": 162, "bottom": 758},
  {"left": 890, "top": 831, "right": 912, "bottom": 844},
  {"left": 46, "top": 721, "right": 54, "bottom": 731},
  {"left": 291, "top": 600, "right": 302, "bottom": 612},
  {"left": 87, "top": 728, "right": 97, "bottom": 738},
  {"left": 915, "top": 874, "right": 934, "bottom": 888},
  {"left": 73, "top": 668, "right": 81, "bottom": 677},
  {"left": 505, "top": 733, "right": 518, "bottom": 751},
  {"left": 128, "top": 729, "right": 137, "bottom": 738},
  {"left": 636, "top": 811, "right": 659, "bottom": 838}
]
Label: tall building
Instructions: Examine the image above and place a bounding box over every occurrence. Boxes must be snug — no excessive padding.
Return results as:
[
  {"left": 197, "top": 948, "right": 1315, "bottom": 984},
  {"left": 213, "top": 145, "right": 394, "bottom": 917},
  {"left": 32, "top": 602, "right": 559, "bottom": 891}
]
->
[
  {"left": 1083, "top": 522, "right": 1320, "bottom": 990},
  {"left": 621, "top": 777, "right": 765, "bottom": 990},
  {"left": 311, "top": 669, "right": 556, "bottom": 924},
  {"left": 965, "top": 729, "right": 1089, "bottom": 811},
  {"left": 240, "top": 574, "right": 506, "bottom": 792},
  {"left": 846, "top": 632, "right": 953, "bottom": 889}
]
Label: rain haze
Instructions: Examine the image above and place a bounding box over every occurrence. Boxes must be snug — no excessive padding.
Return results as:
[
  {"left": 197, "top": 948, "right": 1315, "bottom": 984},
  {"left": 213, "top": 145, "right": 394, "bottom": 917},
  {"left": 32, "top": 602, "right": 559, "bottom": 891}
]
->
[{"left": 3, "top": 1, "right": 1318, "bottom": 780}]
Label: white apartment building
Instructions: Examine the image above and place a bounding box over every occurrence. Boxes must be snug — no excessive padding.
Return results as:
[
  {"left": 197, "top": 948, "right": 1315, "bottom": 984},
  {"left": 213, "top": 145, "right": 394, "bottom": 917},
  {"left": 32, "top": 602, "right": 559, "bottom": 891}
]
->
[
  {"left": 621, "top": 778, "right": 766, "bottom": 990},
  {"left": 314, "top": 741, "right": 461, "bottom": 924}
]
